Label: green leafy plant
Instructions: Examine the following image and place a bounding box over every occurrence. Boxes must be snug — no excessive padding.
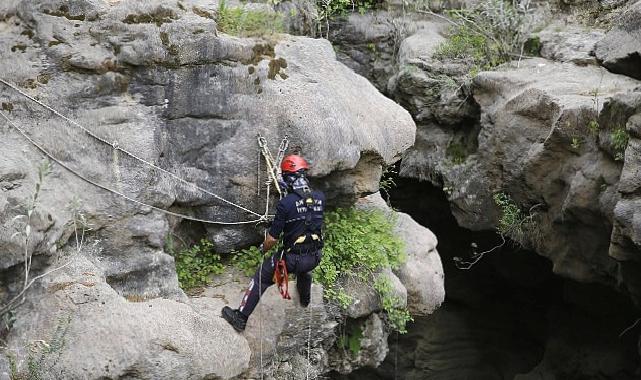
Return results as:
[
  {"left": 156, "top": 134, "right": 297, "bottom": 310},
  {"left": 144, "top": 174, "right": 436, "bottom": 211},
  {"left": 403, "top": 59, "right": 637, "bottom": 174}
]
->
[
  {"left": 216, "top": 0, "right": 284, "bottom": 37},
  {"left": 493, "top": 192, "right": 541, "bottom": 247},
  {"left": 374, "top": 276, "right": 413, "bottom": 333},
  {"left": 172, "top": 239, "right": 224, "bottom": 290},
  {"left": 232, "top": 245, "right": 271, "bottom": 276},
  {"left": 587, "top": 119, "right": 599, "bottom": 136},
  {"left": 379, "top": 165, "right": 397, "bottom": 204},
  {"left": 316, "top": 208, "right": 410, "bottom": 332},
  {"left": 446, "top": 140, "right": 469, "bottom": 165},
  {"left": 316, "top": 0, "right": 376, "bottom": 37},
  {"left": 494, "top": 192, "right": 524, "bottom": 236},
  {"left": 611, "top": 127, "right": 629, "bottom": 161},
  {"left": 570, "top": 136, "right": 582, "bottom": 150},
  {"left": 337, "top": 322, "right": 363, "bottom": 355}
]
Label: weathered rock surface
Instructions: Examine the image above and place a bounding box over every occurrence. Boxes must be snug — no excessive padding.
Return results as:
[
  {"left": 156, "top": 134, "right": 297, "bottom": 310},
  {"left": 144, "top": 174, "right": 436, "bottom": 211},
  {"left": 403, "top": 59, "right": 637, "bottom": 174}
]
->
[
  {"left": 329, "top": 11, "right": 450, "bottom": 93},
  {"left": 200, "top": 274, "right": 336, "bottom": 379},
  {"left": 328, "top": 313, "right": 390, "bottom": 374},
  {"left": 595, "top": 0, "right": 641, "bottom": 80},
  {"left": 357, "top": 192, "right": 445, "bottom": 315},
  {"left": 4, "top": 254, "right": 251, "bottom": 380},
  {"left": 341, "top": 268, "right": 407, "bottom": 319},
  {"left": 0, "top": 0, "right": 420, "bottom": 378},
  {"left": 536, "top": 23, "right": 605, "bottom": 66},
  {"left": 403, "top": 58, "right": 641, "bottom": 287}
]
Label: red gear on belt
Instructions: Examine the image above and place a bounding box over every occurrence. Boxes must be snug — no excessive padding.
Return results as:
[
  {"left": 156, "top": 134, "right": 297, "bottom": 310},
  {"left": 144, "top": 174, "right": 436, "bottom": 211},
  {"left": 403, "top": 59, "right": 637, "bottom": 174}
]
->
[{"left": 273, "top": 258, "right": 291, "bottom": 300}]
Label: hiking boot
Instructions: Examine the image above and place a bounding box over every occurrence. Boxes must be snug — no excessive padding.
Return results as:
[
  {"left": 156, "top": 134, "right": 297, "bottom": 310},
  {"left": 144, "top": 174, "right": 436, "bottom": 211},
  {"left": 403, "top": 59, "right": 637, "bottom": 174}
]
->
[
  {"left": 300, "top": 294, "right": 310, "bottom": 308},
  {"left": 221, "top": 306, "right": 247, "bottom": 332}
]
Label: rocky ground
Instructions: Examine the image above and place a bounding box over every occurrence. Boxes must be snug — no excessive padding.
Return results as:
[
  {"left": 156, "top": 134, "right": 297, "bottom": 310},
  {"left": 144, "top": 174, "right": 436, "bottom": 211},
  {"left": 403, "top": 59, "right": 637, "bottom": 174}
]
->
[
  {"left": 0, "top": 0, "right": 443, "bottom": 379},
  {"left": 1, "top": 0, "right": 641, "bottom": 378}
]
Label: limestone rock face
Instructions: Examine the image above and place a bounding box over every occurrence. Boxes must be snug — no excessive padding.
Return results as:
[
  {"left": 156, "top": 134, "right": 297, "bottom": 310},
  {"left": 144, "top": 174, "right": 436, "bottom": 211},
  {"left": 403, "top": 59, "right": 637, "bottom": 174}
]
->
[
  {"left": 343, "top": 268, "right": 407, "bottom": 319},
  {"left": 200, "top": 276, "right": 337, "bottom": 379},
  {"left": 606, "top": 93, "right": 641, "bottom": 307},
  {"left": 536, "top": 23, "right": 605, "bottom": 66},
  {"left": 0, "top": 0, "right": 416, "bottom": 257},
  {"left": 4, "top": 255, "right": 251, "bottom": 380},
  {"left": 402, "top": 58, "right": 641, "bottom": 287},
  {"left": 595, "top": 0, "right": 641, "bottom": 80},
  {"left": 0, "top": 0, "right": 417, "bottom": 378}
]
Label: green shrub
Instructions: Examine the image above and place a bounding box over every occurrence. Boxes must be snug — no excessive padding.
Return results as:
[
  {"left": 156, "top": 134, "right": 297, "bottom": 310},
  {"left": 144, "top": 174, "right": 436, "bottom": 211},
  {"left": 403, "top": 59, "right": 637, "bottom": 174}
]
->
[
  {"left": 494, "top": 192, "right": 524, "bottom": 236},
  {"left": 216, "top": 0, "right": 284, "bottom": 37},
  {"left": 435, "top": 0, "right": 535, "bottom": 70},
  {"left": 587, "top": 119, "right": 599, "bottom": 136},
  {"left": 337, "top": 322, "right": 364, "bottom": 355},
  {"left": 173, "top": 239, "right": 224, "bottom": 290},
  {"left": 446, "top": 140, "right": 468, "bottom": 165},
  {"left": 611, "top": 127, "right": 629, "bottom": 161},
  {"left": 374, "top": 276, "right": 413, "bottom": 334},
  {"left": 316, "top": 0, "right": 377, "bottom": 37},
  {"left": 434, "top": 23, "right": 490, "bottom": 64},
  {"left": 316, "top": 208, "right": 410, "bottom": 332},
  {"left": 493, "top": 192, "right": 541, "bottom": 248},
  {"left": 232, "top": 245, "right": 271, "bottom": 276}
]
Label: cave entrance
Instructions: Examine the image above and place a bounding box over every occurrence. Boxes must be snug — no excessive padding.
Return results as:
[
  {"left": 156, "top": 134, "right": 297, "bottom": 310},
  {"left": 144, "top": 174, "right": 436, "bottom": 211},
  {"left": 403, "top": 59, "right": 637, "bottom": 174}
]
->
[{"left": 333, "top": 177, "right": 641, "bottom": 380}]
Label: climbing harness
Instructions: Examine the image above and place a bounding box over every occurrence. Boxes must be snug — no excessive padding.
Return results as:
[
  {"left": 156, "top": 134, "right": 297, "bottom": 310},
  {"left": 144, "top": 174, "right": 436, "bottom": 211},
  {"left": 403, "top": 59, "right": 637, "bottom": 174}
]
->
[{"left": 0, "top": 78, "right": 277, "bottom": 225}]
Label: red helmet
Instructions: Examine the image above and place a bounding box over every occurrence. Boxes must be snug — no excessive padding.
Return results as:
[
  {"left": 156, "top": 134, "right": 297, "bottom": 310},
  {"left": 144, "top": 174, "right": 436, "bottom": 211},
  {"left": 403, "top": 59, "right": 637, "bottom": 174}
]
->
[{"left": 281, "top": 155, "right": 309, "bottom": 173}]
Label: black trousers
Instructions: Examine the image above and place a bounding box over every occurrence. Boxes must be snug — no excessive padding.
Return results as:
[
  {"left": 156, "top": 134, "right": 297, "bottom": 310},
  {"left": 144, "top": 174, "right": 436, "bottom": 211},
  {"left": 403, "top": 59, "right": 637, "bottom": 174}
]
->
[{"left": 238, "top": 249, "right": 322, "bottom": 318}]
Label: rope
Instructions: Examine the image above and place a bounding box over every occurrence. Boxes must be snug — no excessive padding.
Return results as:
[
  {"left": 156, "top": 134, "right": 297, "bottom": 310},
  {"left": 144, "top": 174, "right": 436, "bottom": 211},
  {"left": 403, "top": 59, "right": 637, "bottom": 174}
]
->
[
  {"left": 257, "top": 133, "right": 289, "bottom": 200},
  {"left": 258, "top": 257, "right": 264, "bottom": 380},
  {"left": 258, "top": 134, "right": 282, "bottom": 199},
  {"left": 394, "top": 331, "right": 399, "bottom": 380},
  {"left": 0, "top": 78, "right": 263, "bottom": 217},
  {"left": 306, "top": 284, "right": 313, "bottom": 380},
  {"left": 0, "top": 110, "right": 267, "bottom": 225}
]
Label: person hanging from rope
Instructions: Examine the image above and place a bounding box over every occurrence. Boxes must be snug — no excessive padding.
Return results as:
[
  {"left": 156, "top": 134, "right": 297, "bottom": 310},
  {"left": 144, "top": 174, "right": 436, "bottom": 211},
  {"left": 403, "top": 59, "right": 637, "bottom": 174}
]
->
[{"left": 222, "top": 155, "right": 325, "bottom": 332}]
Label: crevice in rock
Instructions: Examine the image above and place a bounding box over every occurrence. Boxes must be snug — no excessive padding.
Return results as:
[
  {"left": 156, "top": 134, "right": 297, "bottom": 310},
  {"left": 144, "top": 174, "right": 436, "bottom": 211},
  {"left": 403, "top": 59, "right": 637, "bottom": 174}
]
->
[{"left": 334, "top": 177, "right": 641, "bottom": 380}]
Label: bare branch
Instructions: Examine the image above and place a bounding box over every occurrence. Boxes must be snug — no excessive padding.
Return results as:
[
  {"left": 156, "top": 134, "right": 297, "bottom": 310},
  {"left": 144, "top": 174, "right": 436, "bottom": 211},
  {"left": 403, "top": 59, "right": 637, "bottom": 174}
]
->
[{"left": 619, "top": 318, "right": 641, "bottom": 338}]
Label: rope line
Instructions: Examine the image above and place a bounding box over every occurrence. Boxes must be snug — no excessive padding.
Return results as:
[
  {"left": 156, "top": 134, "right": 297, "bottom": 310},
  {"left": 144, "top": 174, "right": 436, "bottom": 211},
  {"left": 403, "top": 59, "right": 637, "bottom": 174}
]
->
[
  {"left": 0, "top": 78, "right": 262, "bottom": 217},
  {"left": 0, "top": 110, "right": 267, "bottom": 225},
  {"left": 306, "top": 286, "right": 313, "bottom": 380}
]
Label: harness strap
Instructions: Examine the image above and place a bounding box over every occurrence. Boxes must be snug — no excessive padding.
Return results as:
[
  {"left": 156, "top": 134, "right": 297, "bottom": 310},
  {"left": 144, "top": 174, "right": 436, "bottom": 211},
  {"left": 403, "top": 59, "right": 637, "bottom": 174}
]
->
[{"left": 285, "top": 214, "right": 323, "bottom": 224}]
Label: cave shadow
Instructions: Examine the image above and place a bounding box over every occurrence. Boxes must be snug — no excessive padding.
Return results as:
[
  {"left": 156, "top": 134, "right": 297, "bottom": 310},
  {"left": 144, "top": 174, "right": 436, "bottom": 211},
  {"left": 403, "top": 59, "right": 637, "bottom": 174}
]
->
[{"left": 331, "top": 177, "right": 640, "bottom": 380}]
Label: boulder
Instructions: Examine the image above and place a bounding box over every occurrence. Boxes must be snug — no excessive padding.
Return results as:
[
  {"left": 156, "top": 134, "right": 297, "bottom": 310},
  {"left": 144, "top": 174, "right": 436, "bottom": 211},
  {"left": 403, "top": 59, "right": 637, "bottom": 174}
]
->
[
  {"left": 200, "top": 273, "right": 338, "bottom": 377},
  {"left": 5, "top": 255, "right": 251, "bottom": 380},
  {"left": 344, "top": 268, "right": 407, "bottom": 319},
  {"left": 536, "top": 23, "right": 605, "bottom": 66},
  {"left": 357, "top": 192, "right": 445, "bottom": 315},
  {"left": 329, "top": 11, "right": 450, "bottom": 93},
  {"left": 595, "top": 0, "right": 641, "bottom": 80},
  {"left": 470, "top": 59, "right": 639, "bottom": 284}
]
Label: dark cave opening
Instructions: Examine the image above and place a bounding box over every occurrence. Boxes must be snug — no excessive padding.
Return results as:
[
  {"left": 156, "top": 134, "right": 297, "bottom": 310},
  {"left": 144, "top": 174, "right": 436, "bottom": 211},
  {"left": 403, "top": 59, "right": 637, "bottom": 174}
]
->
[{"left": 333, "top": 177, "right": 641, "bottom": 380}]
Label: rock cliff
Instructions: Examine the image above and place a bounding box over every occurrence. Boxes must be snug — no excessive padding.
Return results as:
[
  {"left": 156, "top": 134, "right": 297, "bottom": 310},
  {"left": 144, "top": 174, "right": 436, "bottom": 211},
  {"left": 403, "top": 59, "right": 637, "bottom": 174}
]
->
[{"left": 0, "top": 0, "right": 445, "bottom": 379}]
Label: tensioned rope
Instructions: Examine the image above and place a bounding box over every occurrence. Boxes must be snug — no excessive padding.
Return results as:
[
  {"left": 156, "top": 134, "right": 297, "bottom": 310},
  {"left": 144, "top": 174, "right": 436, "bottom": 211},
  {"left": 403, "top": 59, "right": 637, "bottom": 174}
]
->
[
  {"left": 0, "top": 110, "right": 269, "bottom": 225},
  {"left": 0, "top": 78, "right": 264, "bottom": 221}
]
